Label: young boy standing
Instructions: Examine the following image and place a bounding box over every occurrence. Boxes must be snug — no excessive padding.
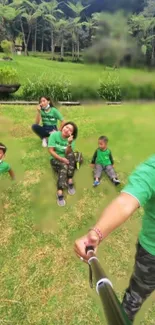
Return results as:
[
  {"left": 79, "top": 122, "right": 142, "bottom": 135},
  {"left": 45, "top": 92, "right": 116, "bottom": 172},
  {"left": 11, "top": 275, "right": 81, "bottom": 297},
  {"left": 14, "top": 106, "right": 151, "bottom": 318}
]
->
[
  {"left": 91, "top": 136, "right": 120, "bottom": 187},
  {"left": 0, "top": 143, "right": 15, "bottom": 180}
]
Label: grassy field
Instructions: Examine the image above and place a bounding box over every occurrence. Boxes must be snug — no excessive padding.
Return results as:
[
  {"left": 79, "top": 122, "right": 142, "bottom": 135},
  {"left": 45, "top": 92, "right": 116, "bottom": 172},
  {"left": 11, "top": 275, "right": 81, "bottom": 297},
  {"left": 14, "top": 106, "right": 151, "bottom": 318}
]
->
[
  {"left": 1, "top": 55, "right": 155, "bottom": 100},
  {"left": 0, "top": 102, "right": 155, "bottom": 324}
]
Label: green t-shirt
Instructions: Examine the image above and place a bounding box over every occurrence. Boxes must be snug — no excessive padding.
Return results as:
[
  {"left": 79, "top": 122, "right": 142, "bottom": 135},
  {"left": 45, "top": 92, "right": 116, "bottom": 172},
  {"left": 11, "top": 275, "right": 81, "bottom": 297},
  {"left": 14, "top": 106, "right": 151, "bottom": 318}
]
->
[
  {"left": 122, "top": 155, "right": 155, "bottom": 255},
  {"left": 41, "top": 107, "right": 63, "bottom": 126},
  {"left": 95, "top": 148, "right": 113, "bottom": 166},
  {"left": 48, "top": 131, "right": 75, "bottom": 159},
  {"left": 0, "top": 160, "right": 10, "bottom": 174}
]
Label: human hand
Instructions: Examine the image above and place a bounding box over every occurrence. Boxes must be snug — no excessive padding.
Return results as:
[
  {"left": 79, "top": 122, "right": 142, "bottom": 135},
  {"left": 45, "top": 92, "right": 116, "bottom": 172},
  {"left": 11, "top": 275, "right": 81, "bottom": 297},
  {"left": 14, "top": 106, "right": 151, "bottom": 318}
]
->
[
  {"left": 90, "top": 164, "right": 95, "bottom": 168},
  {"left": 68, "top": 134, "right": 73, "bottom": 144},
  {"left": 61, "top": 157, "right": 69, "bottom": 165},
  {"left": 37, "top": 105, "right": 41, "bottom": 112},
  {"left": 74, "top": 230, "right": 100, "bottom": 261}
]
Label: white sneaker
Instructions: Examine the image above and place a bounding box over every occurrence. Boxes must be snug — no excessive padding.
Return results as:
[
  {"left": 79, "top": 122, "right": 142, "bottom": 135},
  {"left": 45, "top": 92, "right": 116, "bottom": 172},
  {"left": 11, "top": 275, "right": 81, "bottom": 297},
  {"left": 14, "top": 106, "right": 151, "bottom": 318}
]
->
[{"left": 42, "top": 138, "right": 47, "bottom": 148}]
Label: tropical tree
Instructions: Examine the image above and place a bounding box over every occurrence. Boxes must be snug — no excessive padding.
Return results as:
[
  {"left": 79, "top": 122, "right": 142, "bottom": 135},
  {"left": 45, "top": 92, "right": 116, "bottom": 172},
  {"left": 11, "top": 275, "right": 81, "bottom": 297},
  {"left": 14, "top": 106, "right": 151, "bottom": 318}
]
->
[
  {"left": 40, "top": 0, "right": 63, "bottom": 57},
  {"left": 66, "top": 1, "right": 89, "bottom": 59},
  {"left": 55, "top": 18, "right": 69, "bottom": 59},
  {"left": 142, "top": 0, "right": 155, "bottom": 65},
  {"left": 0, "top": 0, "right": 19, "bottom": 42},
  {"left": 11, "top": 0, "right": 42, "bottom": 55}
]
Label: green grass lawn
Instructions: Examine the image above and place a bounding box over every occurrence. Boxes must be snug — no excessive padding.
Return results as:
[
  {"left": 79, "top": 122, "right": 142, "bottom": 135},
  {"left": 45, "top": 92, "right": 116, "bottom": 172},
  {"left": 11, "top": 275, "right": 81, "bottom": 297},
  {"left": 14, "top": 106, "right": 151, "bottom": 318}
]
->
[
  {"left": 1, "top": 55, "right": 155, "bottom": 97},
  {"left": 0, "top": 102, "right": 155, "bottom": 324}
]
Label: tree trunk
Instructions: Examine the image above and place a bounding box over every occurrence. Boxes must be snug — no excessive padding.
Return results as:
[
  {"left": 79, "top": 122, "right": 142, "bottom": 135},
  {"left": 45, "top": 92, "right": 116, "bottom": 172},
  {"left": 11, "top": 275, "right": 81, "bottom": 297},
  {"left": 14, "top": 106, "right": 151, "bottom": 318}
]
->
[
  {"left": 72, "top": 42, "right": 74, "bottom": 59},
  {"left": 41, "top": 31, "right": 44, "bottom": 52},
  {"left": 61, "top": 33, "right": 64, "bottom": 58},
  {"left": 20, "top": 18, "right": 27, "bottom": 56},
  {"left": 23, "top": 25, "right": 31, "bottom": 56},
  {"left": 51, "top": 29, "right": 55, "bottom": 57},
  {"left": 77, "top": 34, "right": 80, "bottom": 59},
  {"left": 25, "top": 43, "right": 28, "bottom": 56},
  {"left": 34, "top": 22, "right": 37, "bottom": 52}
]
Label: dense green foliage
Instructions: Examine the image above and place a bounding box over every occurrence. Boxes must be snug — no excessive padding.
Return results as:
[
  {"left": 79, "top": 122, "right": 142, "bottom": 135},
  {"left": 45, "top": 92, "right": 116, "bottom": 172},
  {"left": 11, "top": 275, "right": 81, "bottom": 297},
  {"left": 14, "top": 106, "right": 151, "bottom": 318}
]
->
[
  {"left": 0, "top": 0, "right": 155, "bottom": 67},
  {"left": 0, "top": 66, "right": 19, "bottom": 84}
]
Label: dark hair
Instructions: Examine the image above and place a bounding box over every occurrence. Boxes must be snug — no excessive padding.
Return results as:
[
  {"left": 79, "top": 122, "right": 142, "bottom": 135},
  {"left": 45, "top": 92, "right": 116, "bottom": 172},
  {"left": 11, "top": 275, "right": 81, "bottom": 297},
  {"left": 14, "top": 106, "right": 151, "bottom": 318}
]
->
[
  {"left": 39, "top": 96, "right": 54, "bottom": 107},
  {"left": 98, "top": 136, "right": 108, "bottom": 143},
  {"left": 62, "top": 121, "right": 78, "bottom": 139},
  {"left": 0, "top": 142, "right": 7, "bottom": 154}
]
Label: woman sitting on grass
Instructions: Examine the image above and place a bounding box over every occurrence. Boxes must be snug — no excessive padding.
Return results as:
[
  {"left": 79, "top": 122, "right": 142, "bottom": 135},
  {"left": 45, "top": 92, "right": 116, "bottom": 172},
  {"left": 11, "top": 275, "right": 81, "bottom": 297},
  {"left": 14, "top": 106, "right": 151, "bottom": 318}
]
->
[
  {"left": 48, "top": 122, "right": 78, "bottom": 207},
  {"left": 32, "top": 96, "right": 65, "bottom": 148}
]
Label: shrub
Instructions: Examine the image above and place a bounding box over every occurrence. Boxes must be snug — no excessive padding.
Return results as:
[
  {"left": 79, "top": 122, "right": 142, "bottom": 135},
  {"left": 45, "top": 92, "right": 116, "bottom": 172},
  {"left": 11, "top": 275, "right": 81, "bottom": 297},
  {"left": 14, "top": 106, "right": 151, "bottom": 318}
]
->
[
  {"left": 0, "top": 67, "right": 19, "bottom": 85},
  {"left": 1, "top": 40, "right": 12, "bottom": 57},
  {"left": 22, "top": 75, "right": 72, "bottom": 101},
  {"left": 98, "top": 70, "right": 122, "bottom": 101},
  {"left": 71, "top": 85, "right": 99, "bottom": 100}
]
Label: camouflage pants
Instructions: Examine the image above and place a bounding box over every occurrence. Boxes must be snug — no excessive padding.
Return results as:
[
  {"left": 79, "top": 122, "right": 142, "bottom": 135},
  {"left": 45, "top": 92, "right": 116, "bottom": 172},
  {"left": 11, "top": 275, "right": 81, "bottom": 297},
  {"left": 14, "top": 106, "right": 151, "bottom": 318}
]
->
[
  {"left": 50, "top": 152, "right": 75, "bottom": 190},
  {"left": 122, "top": 242, "right": 155, "bottom": 323}
]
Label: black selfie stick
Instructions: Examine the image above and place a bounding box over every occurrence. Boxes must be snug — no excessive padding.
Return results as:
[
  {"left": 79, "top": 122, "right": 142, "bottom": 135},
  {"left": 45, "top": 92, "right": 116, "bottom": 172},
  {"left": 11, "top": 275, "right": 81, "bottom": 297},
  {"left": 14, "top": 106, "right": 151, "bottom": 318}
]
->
[{"left": 86, "top": 246, "right": 131, "bottom": 325}]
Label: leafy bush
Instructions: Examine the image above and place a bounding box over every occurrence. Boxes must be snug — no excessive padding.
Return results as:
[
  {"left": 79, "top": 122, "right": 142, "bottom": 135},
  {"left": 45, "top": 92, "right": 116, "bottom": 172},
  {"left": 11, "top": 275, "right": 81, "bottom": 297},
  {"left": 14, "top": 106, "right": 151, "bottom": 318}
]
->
[
  {"left": 71, "top": 85, "right": 99, "bottom": 100},
  {"left": 121, "top": 83, "right": 155, "bottom": 100},
  {"left": 1, "top": 40, "right": 12, "bottom": 57},
  {"left": 22, "top": 75, "right": 72, "bottom": 101},
  {"left": 98, "top": 70, "right": 122, "bottom": 101},
  {"left": 0, "top": 67, "right": 19, "bottom": 85}
]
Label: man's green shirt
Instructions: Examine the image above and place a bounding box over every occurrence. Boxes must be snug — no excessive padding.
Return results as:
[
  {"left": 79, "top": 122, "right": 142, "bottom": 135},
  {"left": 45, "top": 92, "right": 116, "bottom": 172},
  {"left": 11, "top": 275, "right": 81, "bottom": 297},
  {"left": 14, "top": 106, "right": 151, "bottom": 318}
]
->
[{"left": 122, "top": 155, "right": 155, "bottom": 255}]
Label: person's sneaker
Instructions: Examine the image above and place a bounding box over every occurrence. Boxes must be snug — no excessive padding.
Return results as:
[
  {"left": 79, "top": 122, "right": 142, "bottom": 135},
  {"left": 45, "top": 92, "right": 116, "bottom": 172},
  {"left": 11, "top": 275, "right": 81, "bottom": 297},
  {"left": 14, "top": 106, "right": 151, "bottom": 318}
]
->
[
  {"left": 42, "top": 138, "right": 47, "bottom": 148},
  {"left": 68, "top": 183, "right": 76, "bottom": 195},
  {"left": 113, "top": 178, "right": 120, "bottom": 186},
  {"left": 93, "top": 180, "right": 100, "bottom": 187},
  {"left": 57, "top": 195, "right": 66, "bottom": 207}
]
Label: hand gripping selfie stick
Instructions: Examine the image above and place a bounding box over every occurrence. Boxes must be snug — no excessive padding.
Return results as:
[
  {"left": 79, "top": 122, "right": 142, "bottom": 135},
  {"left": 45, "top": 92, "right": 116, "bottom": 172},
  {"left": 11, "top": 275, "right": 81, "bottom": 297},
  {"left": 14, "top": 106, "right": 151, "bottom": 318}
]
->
[{"left": 86, "top": 246, "right": 131, "bottom": 325}]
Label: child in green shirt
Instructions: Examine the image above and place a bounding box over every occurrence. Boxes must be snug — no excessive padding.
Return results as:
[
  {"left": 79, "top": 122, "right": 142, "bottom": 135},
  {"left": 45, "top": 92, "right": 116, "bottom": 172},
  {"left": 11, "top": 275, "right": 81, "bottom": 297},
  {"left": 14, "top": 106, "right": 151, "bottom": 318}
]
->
[
  {"left": 91, "top": 136, "right": 120, "bottom": 187},
  {"left": 0, "top": 143, "right": 15, "bottom": 179}
]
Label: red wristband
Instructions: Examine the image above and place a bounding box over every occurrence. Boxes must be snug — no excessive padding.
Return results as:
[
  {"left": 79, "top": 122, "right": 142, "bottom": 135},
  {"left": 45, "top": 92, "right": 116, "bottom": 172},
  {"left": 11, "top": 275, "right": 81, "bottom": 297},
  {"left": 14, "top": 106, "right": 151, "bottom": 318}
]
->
[{"left": 89, "top": 227, "right": 103, "bottom": 242}]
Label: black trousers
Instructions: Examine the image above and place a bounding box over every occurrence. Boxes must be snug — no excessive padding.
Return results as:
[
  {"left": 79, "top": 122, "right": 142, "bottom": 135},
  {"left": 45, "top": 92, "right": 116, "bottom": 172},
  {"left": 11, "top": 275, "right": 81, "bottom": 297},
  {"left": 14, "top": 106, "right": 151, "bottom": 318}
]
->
[{"left": 32, "top": 124, "right": 57, "bottom": 139}]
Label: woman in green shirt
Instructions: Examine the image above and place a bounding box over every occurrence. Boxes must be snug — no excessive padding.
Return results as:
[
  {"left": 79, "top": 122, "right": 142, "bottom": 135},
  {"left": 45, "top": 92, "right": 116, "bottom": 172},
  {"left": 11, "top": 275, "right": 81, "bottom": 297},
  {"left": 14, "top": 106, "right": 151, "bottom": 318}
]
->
[
  {"left": 48, "top": 122, "right": 78, "bottom": 207},
  {"left": 32, "top": 96, "right": 65, "bottom": 148}
]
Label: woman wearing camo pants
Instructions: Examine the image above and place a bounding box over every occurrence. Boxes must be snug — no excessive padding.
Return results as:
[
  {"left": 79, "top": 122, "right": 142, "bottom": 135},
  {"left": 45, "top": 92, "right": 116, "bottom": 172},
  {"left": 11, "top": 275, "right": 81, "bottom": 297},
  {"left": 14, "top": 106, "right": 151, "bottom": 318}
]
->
[{"left": 48, "top": 121, "right": 78, "bottom": 207}]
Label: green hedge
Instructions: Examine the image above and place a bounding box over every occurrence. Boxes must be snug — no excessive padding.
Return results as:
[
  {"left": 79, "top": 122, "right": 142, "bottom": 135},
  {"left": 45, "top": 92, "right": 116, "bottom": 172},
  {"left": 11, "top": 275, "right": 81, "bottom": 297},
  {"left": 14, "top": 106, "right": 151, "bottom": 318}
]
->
[
  {"left": 3, "top": 70, "right": 155, "bottom": 101},
  {"left": 18, "top": 80, "right": 155, "bottom": 101}
]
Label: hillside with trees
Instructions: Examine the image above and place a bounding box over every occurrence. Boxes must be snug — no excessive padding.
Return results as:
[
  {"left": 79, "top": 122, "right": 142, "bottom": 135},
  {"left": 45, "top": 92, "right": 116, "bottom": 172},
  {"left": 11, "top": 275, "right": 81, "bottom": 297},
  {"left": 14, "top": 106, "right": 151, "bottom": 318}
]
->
[{"left": 0, "top": 0, "right": 155, "bottom": 67}]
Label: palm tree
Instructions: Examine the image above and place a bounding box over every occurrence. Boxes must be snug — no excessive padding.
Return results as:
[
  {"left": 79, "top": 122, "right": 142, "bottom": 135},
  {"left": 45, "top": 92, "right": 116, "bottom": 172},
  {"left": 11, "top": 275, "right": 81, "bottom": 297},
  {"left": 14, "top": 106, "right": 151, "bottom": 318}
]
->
[
  {"left": 11, "top": 0, "right": 42, "bottom": 55},
  {"left": 55, "top": 18, "right": 69, "bottom": 59},
  {"left": 66, "top": 1, "right": 89, "bottom": 59},
  {"left": 41, "top": 0, "right": 63, "bottom": 57},
  {"left": 0, "top": 0, "right": 19, "bottom": 42}
]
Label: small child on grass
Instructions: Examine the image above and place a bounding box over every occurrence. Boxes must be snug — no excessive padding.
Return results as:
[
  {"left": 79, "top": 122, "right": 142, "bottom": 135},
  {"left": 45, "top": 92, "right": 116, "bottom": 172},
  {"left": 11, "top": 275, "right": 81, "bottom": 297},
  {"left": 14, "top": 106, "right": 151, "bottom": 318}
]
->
[
  {"left": 0, "top": 143, "right": 15, "bottom": 180},
  {"left": 90, "top": 136, "right": 120, "bottom": 187}
]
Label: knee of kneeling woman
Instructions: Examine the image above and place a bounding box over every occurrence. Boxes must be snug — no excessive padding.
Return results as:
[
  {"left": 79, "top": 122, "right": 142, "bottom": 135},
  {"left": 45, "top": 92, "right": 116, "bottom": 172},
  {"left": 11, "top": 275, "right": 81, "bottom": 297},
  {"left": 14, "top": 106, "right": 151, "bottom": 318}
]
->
[{"left": 32, "top": 124, "right": 37, "bottom": 131}]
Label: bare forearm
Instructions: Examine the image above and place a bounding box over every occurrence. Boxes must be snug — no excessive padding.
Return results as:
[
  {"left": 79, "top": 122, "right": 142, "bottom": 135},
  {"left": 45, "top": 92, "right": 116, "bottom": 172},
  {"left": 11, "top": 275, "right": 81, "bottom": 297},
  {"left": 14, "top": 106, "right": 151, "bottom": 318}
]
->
[
  {"left": 35, "top": 112, "right": 41, "bottom": 124},
  {"left": 94, "top": 193, "right": 139, "bottom": 239},
  {"left": 66, "top": 145, "right": 73, "bottom": 155},
  {"left": 59, "top": 120, "right": 65, "bottom": 131},
  {"left": 9, "top": 169, "right": 15, "bottom": 180},
  {"left": 48, "top": 148, "right": 63, "bottom": 162}
]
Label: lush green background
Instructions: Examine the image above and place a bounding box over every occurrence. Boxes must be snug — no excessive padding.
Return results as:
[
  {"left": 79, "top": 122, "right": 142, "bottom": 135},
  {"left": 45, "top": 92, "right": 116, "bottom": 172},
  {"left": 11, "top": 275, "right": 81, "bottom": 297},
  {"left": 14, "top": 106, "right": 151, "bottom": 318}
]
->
[
  {"left": 1, "top": 56, "right": 155, "bottom": 100},
  {"left": 0, "top": 102, "right": 155, "bottom": 324}
]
